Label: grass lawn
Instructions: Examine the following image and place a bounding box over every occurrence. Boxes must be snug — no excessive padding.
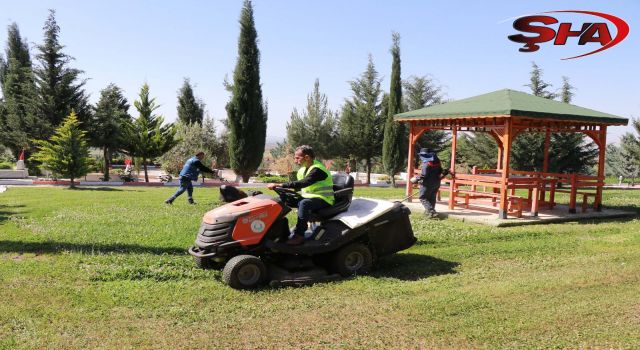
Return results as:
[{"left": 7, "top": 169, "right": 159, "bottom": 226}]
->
[{"left": 1, "top": 186, "right": 639, "bottom": 349}]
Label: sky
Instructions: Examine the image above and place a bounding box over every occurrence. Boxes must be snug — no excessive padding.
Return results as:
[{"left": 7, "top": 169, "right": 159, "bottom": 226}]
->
[{"left": 1, "top": 0, "right": 638, "bottom": 144}]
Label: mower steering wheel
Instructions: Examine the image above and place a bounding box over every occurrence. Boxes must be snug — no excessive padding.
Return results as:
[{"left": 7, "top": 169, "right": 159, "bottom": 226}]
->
[
  {"left": 273, "top": 186, "right": 297, "bottom": 196},
  {"left": 273, "top": 187, "right": 302, "bottom": 207}
]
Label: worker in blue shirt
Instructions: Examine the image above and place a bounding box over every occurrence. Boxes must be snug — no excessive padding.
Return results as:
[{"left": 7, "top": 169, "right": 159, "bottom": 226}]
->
[{"left": 164, "top": 152, "right": 216, "bottom": 205}]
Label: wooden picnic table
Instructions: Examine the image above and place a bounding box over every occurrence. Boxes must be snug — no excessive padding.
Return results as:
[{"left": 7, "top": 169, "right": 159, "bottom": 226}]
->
[{"left": 416, "top": 168, "right": 602, "bottom": 217}]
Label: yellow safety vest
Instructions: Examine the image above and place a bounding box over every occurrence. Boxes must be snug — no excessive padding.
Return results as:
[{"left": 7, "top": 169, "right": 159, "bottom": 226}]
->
[{"left": 296, "top": 160, "right": 335, "bottom": 205}]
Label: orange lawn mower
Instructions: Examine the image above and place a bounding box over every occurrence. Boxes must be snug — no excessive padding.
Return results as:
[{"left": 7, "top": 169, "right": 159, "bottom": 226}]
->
[{"left": 188, "top": 173, "right": 416, "bottom": 289}]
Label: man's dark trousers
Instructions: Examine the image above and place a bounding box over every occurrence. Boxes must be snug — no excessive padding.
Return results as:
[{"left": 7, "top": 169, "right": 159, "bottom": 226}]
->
[
  {"left": 168, "top": 176, "right": 194, "bottom": 202},
  {"left": 419, "top": 184, "right": 439, "bottom": 214},
  {"left": 282, "top": 196, "right": 331, "bottom": 236}
]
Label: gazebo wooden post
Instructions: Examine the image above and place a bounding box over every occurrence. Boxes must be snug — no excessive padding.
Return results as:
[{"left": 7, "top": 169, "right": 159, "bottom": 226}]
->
[
  {"left": 448, "top": 125, "right": 458, "bottom": 209},
  {"left": 595, "top": 126, "right": 607, "bottom": 211},
  {"left": 541, "top": 128, "right": 551, "bottom": 204},
  {"left": 405, "top": 123, "right": 416, "bottom": 202},
  {"left": 498, "top": 119, "right": 513, "bottom": 219}
]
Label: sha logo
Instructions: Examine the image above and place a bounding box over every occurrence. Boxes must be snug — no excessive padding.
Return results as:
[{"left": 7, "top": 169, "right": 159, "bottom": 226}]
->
[{"left": 508, "top": 10, "right": 629, "bottom": 60}]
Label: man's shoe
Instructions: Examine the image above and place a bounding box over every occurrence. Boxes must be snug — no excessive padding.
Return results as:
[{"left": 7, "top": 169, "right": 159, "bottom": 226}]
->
[
  {"left": 164, "top": 199, "right": 173, "bottom": 205},
  {"left": 286, "top": 235, "right": 305, "bottom": 246},
  {"left": 188, "top": 199, "right": 196, "bottom": 205}
]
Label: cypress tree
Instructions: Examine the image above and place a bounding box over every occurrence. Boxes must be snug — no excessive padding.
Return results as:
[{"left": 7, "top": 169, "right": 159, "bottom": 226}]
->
[
  {"left": 286, "top": 79, "right": 337, "bottom": 160},
  {"left": 0, "top": 23, "right": 39, "bottom": 158},
  {"left": 339, "top": 55, "right": 384, "bottom": 184},
  {"left": 34, "top": 9, "right": 90, "bottom": 137},
  {"left": 225, "top": 0, "right": 267, "bottom": 182},
  {"left": 177, "top": 78, "right": 205, "bottom": 125},
  {"left": 31, "top": 111, "right": 90, "bottom": 188},
  {"left": 121, "top": 84, "right": 176, "bottom": 182},
  {"left": 382, "top": 32, "right": 405, "bottom": 186},
  {"left": 90, "top": 84, "right": 130, "bottom": 181}
]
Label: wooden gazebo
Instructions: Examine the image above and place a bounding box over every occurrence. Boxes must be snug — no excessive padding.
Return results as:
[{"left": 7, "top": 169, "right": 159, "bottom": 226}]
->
[{"left": 394, "top": 89, "right": 628, "bottom": 219}]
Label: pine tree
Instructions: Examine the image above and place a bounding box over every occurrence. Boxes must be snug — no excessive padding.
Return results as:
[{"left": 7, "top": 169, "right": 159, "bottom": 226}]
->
[
  {"left": 457, "top": 133, "right": 499, "bottom": 169},
  {"left": 0, "top": 23, "right": 39, "bottom": 159},
  {"left": 31, "top": 111, "right": 90, "bottom": 188},
  {"left": 89, "top": 84, "right": 130, "bottom": 181},
  {"left": 121, "top": 84, "right": 176, "bottom": 182},
  {"left": 177, "top": 78, "right": 205, "bottom": 125},
  {"left": 225, "top": 0, "right": 267, "bottom": 182},
  {"left": 548, "top": 76, "right": 597, "bottom": 174},
  {"left": 560, "top": 76, "right": 574, "bottom": 103},
  {"left": 525, "top": 62, "right": 555, "bottom": 99},
  {"left": 402, "top": 74, "right": 449, "bottom": 162},
  {"left": 339, "top": 55, "right": 384, "bottom": 184},
  {"left": 286, "top": 79, "right": 337, "bottom": 160},
  {"left": 512, "top": 61, "right": 553, "bottom": 171},
  {"left": 617, "top": 133, "right": 640, "bottom": 185},
  {"left": 382, "top": 32, "right": 405, "bottom": 186},
  {"left": 34, "top": 10, "right": 91, "bottom": 137}
]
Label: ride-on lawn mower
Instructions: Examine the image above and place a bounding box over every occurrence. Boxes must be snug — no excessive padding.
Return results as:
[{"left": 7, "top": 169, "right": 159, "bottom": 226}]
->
[{"left": 188, "top": 173, "right": 416, "bottom": 289}]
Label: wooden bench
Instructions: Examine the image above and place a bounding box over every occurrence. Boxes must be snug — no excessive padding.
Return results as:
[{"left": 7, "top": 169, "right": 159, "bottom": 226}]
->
[
  {"left": 554, "top": 189, "right": 597, "bottom": 213},
  {"left": 455, "top": 189, "right": 525, "bottom": 218}
]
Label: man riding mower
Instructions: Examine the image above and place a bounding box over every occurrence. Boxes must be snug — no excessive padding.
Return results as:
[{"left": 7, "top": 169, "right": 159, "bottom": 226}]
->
[{"left": 188, "top": 146, "right": 417, "bottom": 289}]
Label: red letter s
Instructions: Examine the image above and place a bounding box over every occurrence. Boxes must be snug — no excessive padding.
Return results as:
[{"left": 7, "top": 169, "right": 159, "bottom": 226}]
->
[{"left": 508, "top": 15, "right": 558, "bottom": 52}]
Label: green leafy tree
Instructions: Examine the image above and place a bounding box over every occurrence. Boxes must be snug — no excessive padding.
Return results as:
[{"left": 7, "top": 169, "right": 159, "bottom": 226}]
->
[
  {"left": 382, "top": 32, "right": 405, "bottom": 186},
  {"left": 158, "top": 116, "right": 218, "bottom": 176},
  {"left": 225, "top": 0, "right": 267, "bottom": 182},
  {"left": 34, "top": 10, "right": 91, "bottom": 137},
  {"left": 89, "top": 84, "right": 130, "bottom": 181},
  {"left": 339, "top": 55, "right": 384, "bottom": 183},
  {"left": 177, "top": 78, "right": 205, "bottom": 125},
  {"left": 121, "top": 84, "right": 176, "bottom": 182},
  {"left": 286, "top": 79, "right": 337, "bottom": 159},
  {"left": 403, "top": 75, "right": 448, "bottom": 156},
  {"left": 0, "top": 23, "right": 39, "bottom": 159},
  {"left": 31, "top": 111, "right": 90, "bottom": 188}
]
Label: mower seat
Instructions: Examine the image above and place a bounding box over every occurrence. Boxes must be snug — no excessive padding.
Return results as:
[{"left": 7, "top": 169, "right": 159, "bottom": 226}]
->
[{"left": 308, "top": 173, "right": 355, "bottom": 221}]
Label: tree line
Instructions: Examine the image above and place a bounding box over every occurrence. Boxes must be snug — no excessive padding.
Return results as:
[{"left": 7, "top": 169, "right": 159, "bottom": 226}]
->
[
  {"left": 0, "top": 9, "right": 229, "bottom": 182},
  {"left": 2, "top": 2, "right": 637, "bottom": 186},
  {"left": 282, "top": 41, "right": 615, "bottom": 183}
]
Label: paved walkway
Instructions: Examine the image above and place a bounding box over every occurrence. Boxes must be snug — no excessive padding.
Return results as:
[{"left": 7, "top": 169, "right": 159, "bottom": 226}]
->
[{"left": 400, "top": 199, "right": 635, "bottom": 227}]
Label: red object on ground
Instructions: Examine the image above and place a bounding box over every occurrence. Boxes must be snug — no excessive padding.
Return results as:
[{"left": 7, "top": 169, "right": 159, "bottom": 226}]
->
[{"left": 18, "top": 149, "right": 25, "bottom": 161}]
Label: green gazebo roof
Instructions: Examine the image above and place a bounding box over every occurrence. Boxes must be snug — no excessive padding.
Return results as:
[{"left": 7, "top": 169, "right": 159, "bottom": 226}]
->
[{"left": 395, "top": 89, "right": 628, "bottom": 125}]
